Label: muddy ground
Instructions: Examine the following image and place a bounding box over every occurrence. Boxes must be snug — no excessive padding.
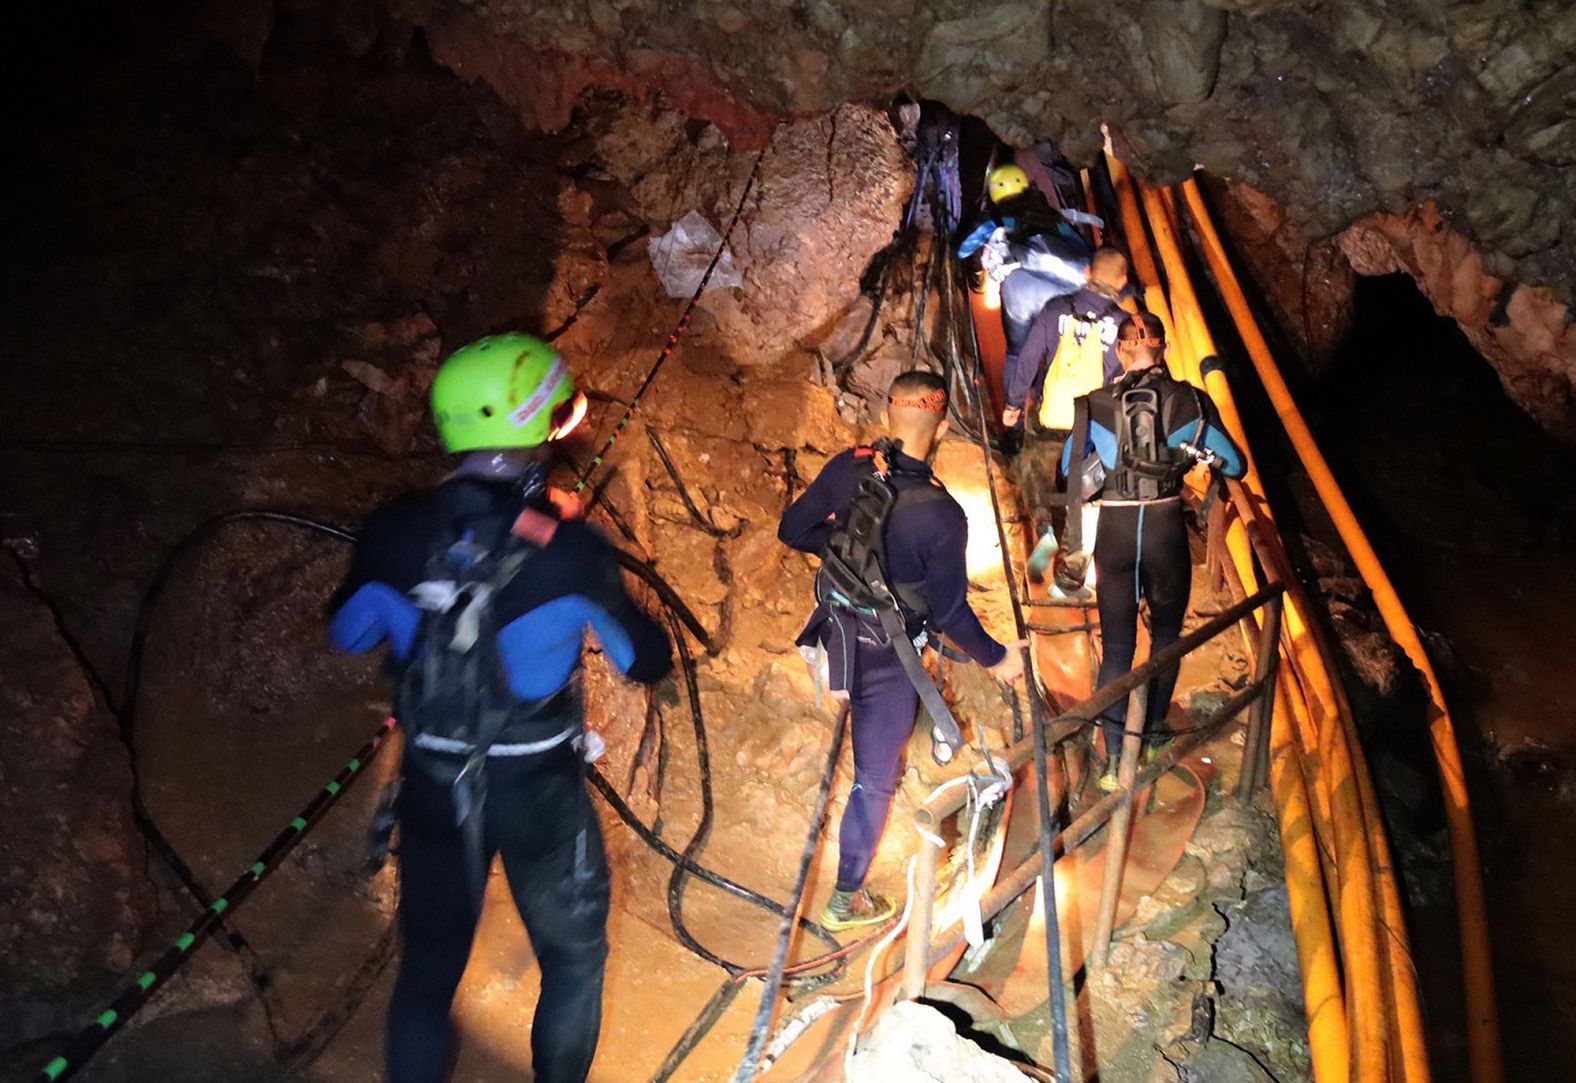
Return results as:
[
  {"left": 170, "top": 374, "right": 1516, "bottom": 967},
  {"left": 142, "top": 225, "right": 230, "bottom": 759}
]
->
[{"left": 2, "top": 13, "right": 1310, "bottom": 1083}]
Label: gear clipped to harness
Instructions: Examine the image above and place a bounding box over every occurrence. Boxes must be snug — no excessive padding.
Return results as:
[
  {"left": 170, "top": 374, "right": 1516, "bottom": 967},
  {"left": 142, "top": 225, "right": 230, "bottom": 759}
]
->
[
  {"left": 814, "top": 438, "right": 966, "bottom": 765},
  {"left": 394, "top": 475, "right": 556, "bottom": 910},
  {"left": 1107, "top": 369, "right": 1207, "bottom": 502}
]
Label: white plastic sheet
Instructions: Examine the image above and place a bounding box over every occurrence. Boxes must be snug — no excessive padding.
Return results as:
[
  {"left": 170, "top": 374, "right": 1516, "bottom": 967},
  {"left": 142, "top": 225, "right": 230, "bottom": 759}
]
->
[{"left": 648, "top": 209, "right": 744, "bottom": 298}]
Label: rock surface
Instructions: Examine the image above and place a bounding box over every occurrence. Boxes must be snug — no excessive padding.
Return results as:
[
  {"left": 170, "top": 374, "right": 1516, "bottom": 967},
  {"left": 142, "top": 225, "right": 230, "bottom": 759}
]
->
[
  {"left": 402, "top": 0, "right": 1575, "bottom": 308},
  {"left": 0, "top": 555, "right": 159, "bottom": 1050},
  {"left": 846, "top": 1000, "right": 1030, "bottom": 1082}
]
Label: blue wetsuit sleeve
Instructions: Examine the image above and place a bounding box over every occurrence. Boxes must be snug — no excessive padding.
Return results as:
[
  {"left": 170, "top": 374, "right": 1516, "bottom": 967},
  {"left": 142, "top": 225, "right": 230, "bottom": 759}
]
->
[
  {"left": 924, "top": 510, "right": 1007, "bottom": 667},
  {"left": 1200, "top": 421, "right": 1245, "bottom": 478},
  {"left": 1167, "top": 396, "right": 1245, "bottom": 479},
  {"left": 1059, "top": 413, "right": 1117, "bottom": 475},
  {"left": 778, "top": 451, "right": 853, "bottom": 554},
  {"left": 328, "top": 583, "right": 421, "bottom": 659},
  {"left": 957, "top": 217, "right": 1011, "bottom": 258},
  {"left": 325, "top": 499, "right": 426, "bottom": 659}
]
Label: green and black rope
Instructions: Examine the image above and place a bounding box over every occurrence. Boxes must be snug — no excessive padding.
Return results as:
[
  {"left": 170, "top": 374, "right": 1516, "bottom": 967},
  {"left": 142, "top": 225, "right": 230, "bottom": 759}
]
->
[{"left": 34, "top": 716, "right": 397, "bottom": 1083}]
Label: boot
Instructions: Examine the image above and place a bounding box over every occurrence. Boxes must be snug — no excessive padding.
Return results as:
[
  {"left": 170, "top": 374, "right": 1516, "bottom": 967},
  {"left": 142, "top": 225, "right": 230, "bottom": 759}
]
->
[{"left": 820, "top": 887, "right": 897, "bottom": 931}]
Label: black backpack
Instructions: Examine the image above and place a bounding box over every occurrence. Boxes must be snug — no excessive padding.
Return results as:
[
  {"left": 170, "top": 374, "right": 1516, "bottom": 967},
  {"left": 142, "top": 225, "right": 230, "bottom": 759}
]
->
[
  {"left": 813, "top": 439, "right": 965, "bottom": 760},
  {"left": 814, "top": 439, "right": 941, "bottom": 619},
  {"left": 1107, "top": 369, "right": 1206, "bottom": 502},
  {"left": 395, "top": 508, "right": 535, "bottom": 906}
]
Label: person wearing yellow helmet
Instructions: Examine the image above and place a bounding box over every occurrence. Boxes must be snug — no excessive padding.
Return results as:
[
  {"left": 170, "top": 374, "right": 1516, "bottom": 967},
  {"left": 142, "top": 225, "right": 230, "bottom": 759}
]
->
[
  {"left": 959, "top": 150, "right": 1096, "bottom": 446},
  {"left": 986, "top": 162, "right": 1031, "bottom": 203},
  {"left": 328, "top": 333, "right": 666, "bottom": 1083}
]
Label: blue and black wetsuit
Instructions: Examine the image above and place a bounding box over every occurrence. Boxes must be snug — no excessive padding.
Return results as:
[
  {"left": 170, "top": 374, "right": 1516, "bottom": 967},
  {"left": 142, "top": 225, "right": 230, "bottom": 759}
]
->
[
  {"left": 780, "top": 447, "right": 1005, "bottom": 892},
  {"left": 958, "top": 200, "right": 1091, "bottom": 402},
  {"left": 1060, "top": 368, "right": 1245, "bottom": 751},
  {"left": 329, "top": 474, "right": 670, "bottom": 1083}
]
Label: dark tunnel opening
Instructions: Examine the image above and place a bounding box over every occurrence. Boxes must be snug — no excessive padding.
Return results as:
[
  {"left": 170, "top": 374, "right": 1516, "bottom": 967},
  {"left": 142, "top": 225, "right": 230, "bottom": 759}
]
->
[{"left": 1233, "top": 268, "right": 1576, "bottom": 1080}]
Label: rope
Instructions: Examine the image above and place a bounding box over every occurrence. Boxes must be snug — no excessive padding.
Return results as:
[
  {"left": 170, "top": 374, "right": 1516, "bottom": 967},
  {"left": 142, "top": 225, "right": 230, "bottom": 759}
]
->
[
  {"left": 731, "top": 701, "right": 851, "bottom": 1080},
  {"left": 35, "top": 718, "right": 397, "bottom": 1083},
  {"left": 950, "top": 251, "right": 1074, "bottom": 1080},
  {"left": 576, "top": 135, "right": 774, "bottom": 497}
]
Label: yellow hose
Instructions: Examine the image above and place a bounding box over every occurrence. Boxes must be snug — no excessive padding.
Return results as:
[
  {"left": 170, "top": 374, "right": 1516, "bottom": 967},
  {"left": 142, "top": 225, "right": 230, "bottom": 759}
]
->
[
  {"left": 1180, "top": 178, "right": 1499, "bottom": 1083},
  {"left": 1106, "top": 155, "right": 1368, "bottom": 1083},
  {"left": 1138, "top": 178, "right": 1394, "bottom": 1083}
]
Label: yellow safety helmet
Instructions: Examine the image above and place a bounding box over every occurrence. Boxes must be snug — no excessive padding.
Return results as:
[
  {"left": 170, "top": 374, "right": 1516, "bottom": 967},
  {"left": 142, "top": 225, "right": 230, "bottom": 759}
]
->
[{"left": 987, "top": 163, "right": 1030, "bottom": 204}]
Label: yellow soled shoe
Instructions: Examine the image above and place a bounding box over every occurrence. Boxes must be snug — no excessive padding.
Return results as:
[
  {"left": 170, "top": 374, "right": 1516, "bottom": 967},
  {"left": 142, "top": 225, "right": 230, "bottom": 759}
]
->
[{"left": 820, "top": 887, "right": 897, "bottom": 932}]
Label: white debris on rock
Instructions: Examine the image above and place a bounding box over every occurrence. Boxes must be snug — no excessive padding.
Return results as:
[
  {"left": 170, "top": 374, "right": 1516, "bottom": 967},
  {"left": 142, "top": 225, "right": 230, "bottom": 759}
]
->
[{"left": 846, "top": 1001, "right": 1031, "bottom": 1082}]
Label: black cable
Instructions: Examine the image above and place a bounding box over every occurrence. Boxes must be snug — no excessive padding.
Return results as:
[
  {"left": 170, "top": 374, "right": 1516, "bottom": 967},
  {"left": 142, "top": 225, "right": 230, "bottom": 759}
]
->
[
  {"left": 108, "top": 505, "right": 843, "bottom": 1082},
  {"left": 950, "top": 251, "right": 1074, "bottom": 1080},
  {"left": 732, "top": 701, "right": 851, "bottom": 1080}
]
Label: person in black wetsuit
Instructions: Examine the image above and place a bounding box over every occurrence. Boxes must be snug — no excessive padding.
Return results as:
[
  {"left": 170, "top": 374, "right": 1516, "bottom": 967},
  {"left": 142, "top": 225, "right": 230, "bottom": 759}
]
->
[
  {"left": 327, "top": 334, "right": 671, "bottom": 1083},
  {"left": 778, "top": 370, "right": 1024, "bottom": 929},
  {"left": 1058, "top": 313, "right": 1245, "bottom": 790}
]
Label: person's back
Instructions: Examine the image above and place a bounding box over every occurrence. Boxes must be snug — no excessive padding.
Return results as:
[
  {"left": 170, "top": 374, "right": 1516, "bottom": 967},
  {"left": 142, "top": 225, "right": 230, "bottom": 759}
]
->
[
  {"left": 328, "top": 333, "right": 670, "bottom": 1083},
  {"left": 778, "top": 371, "right": 1021, "bottom": 929},
  {"left": 1056, "top": 314, "right": 1243, "bottom": 790}
]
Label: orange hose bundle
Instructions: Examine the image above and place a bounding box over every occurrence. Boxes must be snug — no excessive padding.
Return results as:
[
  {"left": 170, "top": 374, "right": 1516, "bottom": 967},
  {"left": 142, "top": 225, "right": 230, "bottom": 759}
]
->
[
  {"left": 1102, "top": 154, "right": 1451, "bottom": 1082},
  {"left": 1177, "top": 177, "right": 1499, "bottom": 1083}
]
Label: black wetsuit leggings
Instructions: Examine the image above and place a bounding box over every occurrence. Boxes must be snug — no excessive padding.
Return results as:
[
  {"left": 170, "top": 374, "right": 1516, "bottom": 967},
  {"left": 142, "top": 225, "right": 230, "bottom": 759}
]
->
[
  {"left": 388, "top": 744, "right": 610, "bottom": 1083},
  {"left": 1094, "top": 499, "right": 1191, "bottom": 754}
]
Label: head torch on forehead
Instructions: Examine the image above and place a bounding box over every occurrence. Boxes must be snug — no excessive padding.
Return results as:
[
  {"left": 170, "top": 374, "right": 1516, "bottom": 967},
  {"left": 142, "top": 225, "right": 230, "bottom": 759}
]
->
[
  {"left": 547, "top": 389, "right": 588, "bottom": 440},
  {"left": 887, "top": 388, "right": 948, "bottom": 412},
  {"left": 1118, "top": 335, "right": 1164, "bottom": 349}
]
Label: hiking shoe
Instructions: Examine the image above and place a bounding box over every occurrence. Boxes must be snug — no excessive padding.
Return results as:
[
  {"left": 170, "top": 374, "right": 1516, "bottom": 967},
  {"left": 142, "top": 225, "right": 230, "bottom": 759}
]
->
[
  {"left": 1144, "top": 736, "right": 1175, "bottom": 765},
  {"left": 1097, "top": 763, "right": 1121, "bottom": 793},
  {"left": 820, "top": 888, "right": 897, "bottom": 931}
]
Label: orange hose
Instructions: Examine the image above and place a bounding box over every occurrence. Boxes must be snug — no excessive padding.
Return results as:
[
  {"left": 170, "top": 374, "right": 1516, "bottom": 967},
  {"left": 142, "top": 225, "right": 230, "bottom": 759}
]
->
[
  {"left": 1139, "top": 179, "right": 1393, "bottom": 1083},
  {"left": 1270, "top": 678, "right": 1353, "bottom": 1082},
  {"left": 1107, "top": 155, "right": 1368, "bottom": 1083},
  {"left": 1181, "top": 177, "right": 1498, "bottom": 1083}
]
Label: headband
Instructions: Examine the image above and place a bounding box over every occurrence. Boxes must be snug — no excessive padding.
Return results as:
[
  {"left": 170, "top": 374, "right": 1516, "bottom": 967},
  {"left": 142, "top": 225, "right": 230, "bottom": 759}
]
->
[{"left": 887, "top": 387, "right": 947, "bottom": 412}]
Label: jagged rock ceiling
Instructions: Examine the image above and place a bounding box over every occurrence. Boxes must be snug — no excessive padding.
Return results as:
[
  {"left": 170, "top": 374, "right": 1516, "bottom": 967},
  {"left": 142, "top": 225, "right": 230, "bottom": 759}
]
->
[{"left": 391, "top": 0, "right": 1575, "bottom": 300}]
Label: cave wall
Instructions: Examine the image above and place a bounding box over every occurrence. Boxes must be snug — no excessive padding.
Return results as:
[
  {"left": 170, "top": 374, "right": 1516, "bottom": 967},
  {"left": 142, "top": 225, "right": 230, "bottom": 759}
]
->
[
  {"left": 0, "top": 557, "right": 161, "bottom": 1051},
  {"left": 390, "top": 0, "right": 1575, "bottom": 298},
  {"left": 174, "top": 0, "right": 1576, "bottom": 436}
]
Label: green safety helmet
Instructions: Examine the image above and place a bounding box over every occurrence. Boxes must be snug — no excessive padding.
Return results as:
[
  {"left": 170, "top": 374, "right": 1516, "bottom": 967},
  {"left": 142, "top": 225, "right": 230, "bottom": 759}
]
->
[
  {"left": 987, "top": 163, "right": 1030, "bottom": 204},
  {"left": 429, "top": 333, "right": 587, "bottom": 452}
]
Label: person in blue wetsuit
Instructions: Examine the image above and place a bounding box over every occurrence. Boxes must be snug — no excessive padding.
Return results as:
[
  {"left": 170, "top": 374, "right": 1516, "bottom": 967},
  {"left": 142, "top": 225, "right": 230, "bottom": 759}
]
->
[
  {"left": 958, "top": 162, "right": 1095, "bottom": 436},
  {"left": 327, "top": 334, "right": 671, "bottom": 1083},
  {"left": 779, "top": 370, "right": 1023, "bottom": 930},
  {"left": 1057, "top": 312, "right": 1245, "bottom": 790}
]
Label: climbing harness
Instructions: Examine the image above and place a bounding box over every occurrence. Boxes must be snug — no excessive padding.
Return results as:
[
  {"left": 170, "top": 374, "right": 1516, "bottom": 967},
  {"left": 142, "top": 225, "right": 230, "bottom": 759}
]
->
[{"left": 809, "top": 437, "right": 966, "bottom": 764}]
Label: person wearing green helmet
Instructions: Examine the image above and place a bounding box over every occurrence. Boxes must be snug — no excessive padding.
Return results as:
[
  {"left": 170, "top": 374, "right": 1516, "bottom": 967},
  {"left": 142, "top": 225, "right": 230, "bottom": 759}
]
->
[{"left": 327, "top": 333, "right": 666, "bottom": 1083}]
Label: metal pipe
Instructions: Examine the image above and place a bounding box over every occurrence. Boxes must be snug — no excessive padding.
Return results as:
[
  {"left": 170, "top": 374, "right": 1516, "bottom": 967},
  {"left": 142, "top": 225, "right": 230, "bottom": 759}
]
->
[
  {"left": 902, "top": 836, "right": 942, "bottom": 1000},
  {"left": 1091, "top": 686, "right": 1147, "bottom": 965},
  {"left": 919, "top": 583, "right": 1284, "bottom": 826},
  {"left": 1239, "top": 593, "right": 1284, "bottom": 799},
  {"left": 927, "top": 681, "right": 1262, "bottom": 963}
]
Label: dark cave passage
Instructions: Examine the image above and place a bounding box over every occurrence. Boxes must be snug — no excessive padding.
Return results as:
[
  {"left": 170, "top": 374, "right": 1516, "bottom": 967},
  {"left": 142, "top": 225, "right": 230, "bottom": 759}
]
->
[
  {"left": 1260, "top": 272, "right": 1576, "bottom": 1083},
  {"left": 6, "top": 5, "right": 1576, "bottom": 1083}
]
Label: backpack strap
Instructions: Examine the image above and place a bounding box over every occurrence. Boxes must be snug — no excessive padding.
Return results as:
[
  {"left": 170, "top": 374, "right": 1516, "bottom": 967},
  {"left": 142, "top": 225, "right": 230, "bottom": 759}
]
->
[{"left": 1057, "top": 394, "right": 1093, "bottom": 553}]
